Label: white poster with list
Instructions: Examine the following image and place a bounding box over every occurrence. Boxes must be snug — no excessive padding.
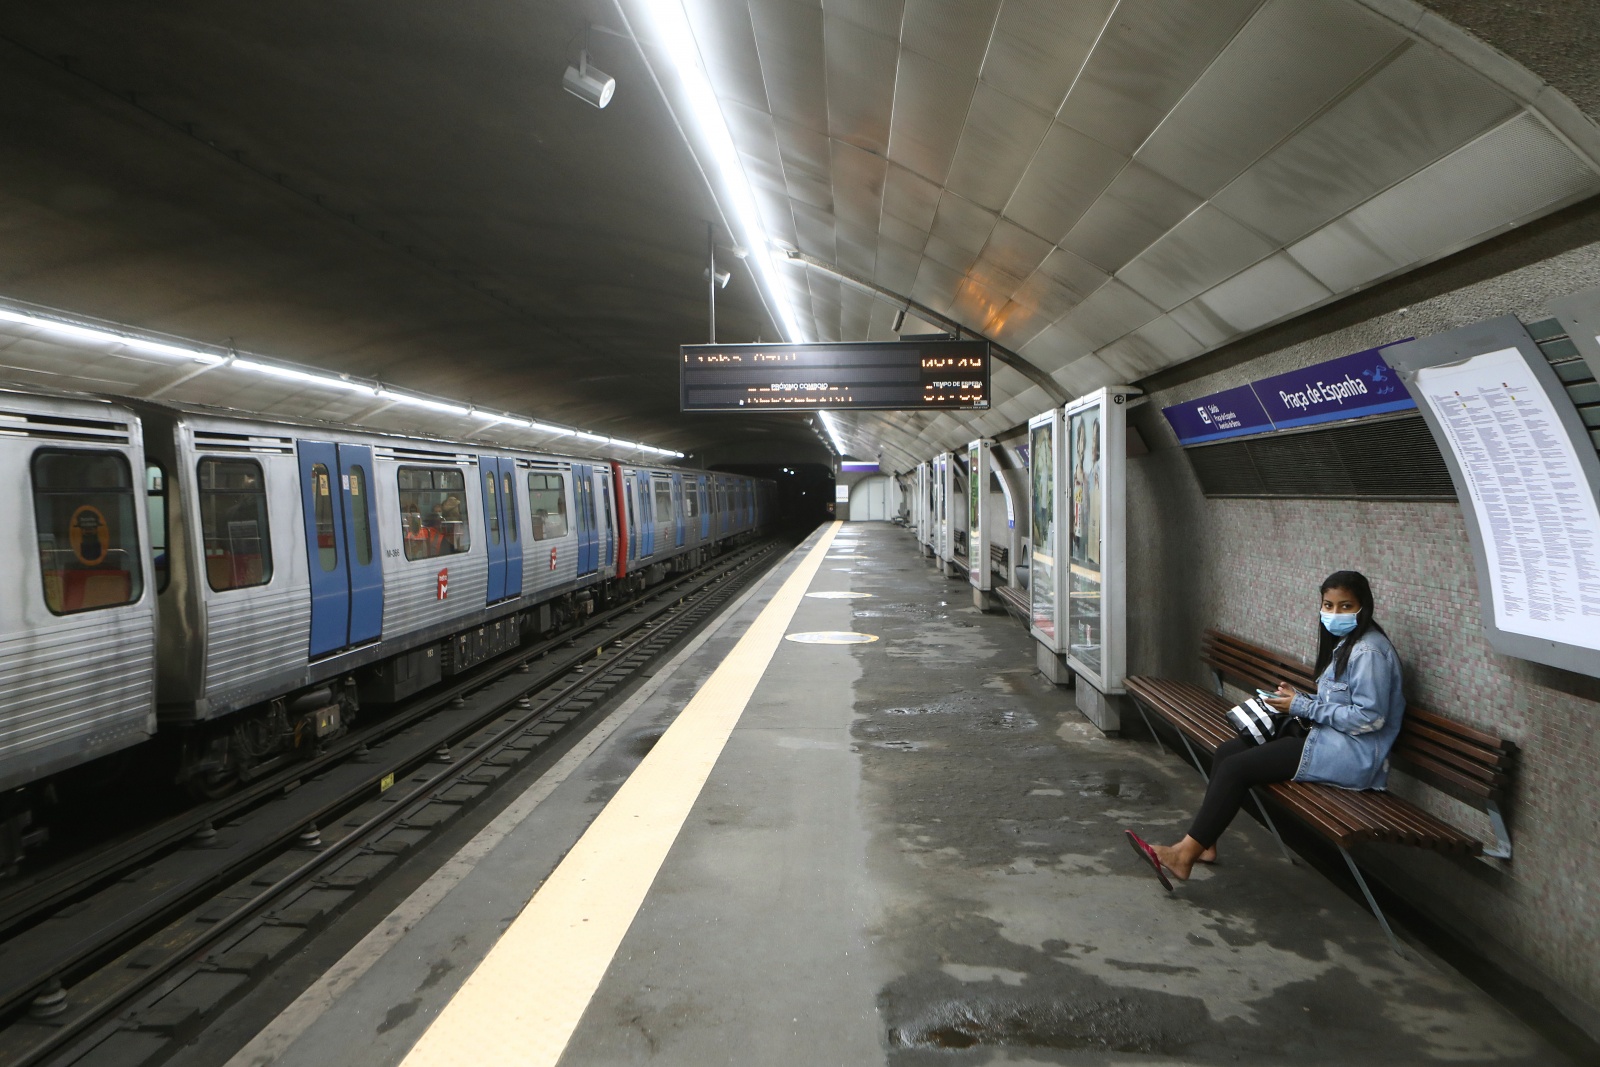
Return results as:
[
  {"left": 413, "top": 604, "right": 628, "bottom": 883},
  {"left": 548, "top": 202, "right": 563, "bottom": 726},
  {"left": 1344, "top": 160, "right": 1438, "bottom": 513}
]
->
[{"left": 1414, "top": 347, "right": 1600, "bottom": 649}]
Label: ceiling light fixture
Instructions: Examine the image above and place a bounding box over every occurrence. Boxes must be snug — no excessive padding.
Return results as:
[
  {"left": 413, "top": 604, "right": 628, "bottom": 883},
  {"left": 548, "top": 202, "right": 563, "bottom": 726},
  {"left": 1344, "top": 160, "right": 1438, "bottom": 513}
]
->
[
  {"left": 818, "top": 410, "right": 848, "bottom": 455},
  {"left": 0, "top": 300, "right": 686, "bottom": 457},
  {"left": 628, "top": 1, "right": 803, "bottom": 343},
  {"left": 563, "top": 49, "right": 616, "bottom": 109}
]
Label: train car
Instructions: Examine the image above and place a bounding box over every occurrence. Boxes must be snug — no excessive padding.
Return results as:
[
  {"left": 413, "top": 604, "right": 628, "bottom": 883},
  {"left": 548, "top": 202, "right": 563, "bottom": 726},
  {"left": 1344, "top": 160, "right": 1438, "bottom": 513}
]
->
[
  {"left": 1, "top": 389, "right": 157, "bottom": 819},
  {"left": 1, "top": 385, "right": 771, "bottom": 855}
]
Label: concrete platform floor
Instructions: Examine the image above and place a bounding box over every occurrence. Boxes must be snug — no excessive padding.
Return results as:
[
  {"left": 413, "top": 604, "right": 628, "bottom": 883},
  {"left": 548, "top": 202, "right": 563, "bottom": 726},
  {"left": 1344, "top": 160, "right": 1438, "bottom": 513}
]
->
[{"left": 226, "top": 523, "right": 1568, "bottom": 1066}]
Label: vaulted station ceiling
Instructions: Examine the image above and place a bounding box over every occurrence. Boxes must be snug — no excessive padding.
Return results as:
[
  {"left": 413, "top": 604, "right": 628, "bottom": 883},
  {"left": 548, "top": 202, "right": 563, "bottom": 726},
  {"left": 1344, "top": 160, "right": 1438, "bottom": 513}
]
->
[
  {"left": 0, "top": 1, "right": 1596, "bottom": 472},
  {"left": 630, "top": 0, "right": 1600, "bottom": 470}
]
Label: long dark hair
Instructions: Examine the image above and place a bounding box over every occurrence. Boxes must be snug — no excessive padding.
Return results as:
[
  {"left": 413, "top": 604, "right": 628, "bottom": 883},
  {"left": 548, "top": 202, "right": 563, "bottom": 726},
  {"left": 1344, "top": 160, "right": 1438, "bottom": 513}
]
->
[{"left": 1314, "top": 570, "right": 1385, "bottom": 680}]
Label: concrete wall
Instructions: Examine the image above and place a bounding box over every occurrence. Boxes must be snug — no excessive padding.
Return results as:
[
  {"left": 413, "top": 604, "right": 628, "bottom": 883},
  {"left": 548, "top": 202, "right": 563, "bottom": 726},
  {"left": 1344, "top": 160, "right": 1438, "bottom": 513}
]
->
[{"left": 1124, "top": 195, "right": 1600, "bottom": 1034}]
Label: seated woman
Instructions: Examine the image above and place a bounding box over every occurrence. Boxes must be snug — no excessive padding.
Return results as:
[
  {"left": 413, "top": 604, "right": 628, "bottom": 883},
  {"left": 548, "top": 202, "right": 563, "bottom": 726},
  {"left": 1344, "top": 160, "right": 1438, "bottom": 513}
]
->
[{"left": 1126, "top": 570, "right": 1406, "bottom": 889}]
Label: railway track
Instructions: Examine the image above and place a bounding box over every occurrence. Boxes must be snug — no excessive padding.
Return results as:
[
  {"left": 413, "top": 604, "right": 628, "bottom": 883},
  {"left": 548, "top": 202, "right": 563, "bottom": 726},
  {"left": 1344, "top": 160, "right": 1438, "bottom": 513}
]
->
[{"left": 0, "top": 537, "right": 786, "bottom": 1067}]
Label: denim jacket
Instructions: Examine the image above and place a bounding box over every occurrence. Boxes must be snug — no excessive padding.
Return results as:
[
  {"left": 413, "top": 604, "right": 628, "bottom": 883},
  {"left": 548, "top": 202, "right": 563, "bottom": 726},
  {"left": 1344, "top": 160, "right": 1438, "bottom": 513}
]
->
[{"left": 1289, "top": 629, "right": 1405, "bottom": 790}]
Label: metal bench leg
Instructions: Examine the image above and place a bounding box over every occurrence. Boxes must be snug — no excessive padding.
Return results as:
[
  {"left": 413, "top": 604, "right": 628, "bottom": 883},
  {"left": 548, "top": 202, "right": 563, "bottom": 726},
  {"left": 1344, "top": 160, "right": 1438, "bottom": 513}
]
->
[
  {"left": 1483, "top": 801, "right": 1513, "bottom": 860},
  {"left": 1131, "top": 701, "right": 1166, "bottom": 757},
  {"left": 1339, "top": 846, "right": 1405, "bottom": 958},
  {"left": 1176, "top": 732, "right": 1209, "bottom": 782},
  {"left": 1249, "top": 789, "right": 1297, "bottom": 866}
]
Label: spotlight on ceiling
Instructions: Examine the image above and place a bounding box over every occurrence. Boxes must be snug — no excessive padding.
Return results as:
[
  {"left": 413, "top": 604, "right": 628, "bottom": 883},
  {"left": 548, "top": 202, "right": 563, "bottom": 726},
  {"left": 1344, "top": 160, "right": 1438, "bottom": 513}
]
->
[
  {"left": 705, "top": 267, "right": 731, "bottom": 289},
  {"left": 563, "top": 51, "right": 615, "bottom": 109}
]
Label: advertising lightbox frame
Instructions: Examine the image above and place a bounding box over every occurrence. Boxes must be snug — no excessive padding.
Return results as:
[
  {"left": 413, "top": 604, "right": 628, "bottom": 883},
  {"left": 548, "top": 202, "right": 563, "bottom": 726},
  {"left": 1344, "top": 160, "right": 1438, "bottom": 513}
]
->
[
  {"left": 1063, "top": 387, "right": 1132, "bottom": 695},
  {"left": 1028, "top": 407, "right": 1067, "bottom": 653}
]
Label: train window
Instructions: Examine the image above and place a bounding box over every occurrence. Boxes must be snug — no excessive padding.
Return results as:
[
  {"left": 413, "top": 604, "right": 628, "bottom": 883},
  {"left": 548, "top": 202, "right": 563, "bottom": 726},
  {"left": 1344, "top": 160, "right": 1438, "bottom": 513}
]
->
[
  {"left": 684, "top": 483, "right": 700, "bottom": 519},
  {"left": 311, "top": 464, "right": 338, "bottom": 572},
  {"left": 199, "top": 458, "right": 273, "bottom": 591},
  {"left": 146, "top": 461, "right": 169, "bottom": 593},
  {"left": 653, "top": 477, "right": 673, "bottom": 523},
  {"left": 503, "top": 473, "right": 518, "bottom": 544},
  {"left": 348, "top": 465, "right": 372, "bottom": 567},
  {"left": 397, "top": 466, "right": 470, "bottom": 560},
  {"left": 528, "top": 472, "right": 567, "bottom": 540},
  {"left": 483, "top": 469, "right": 501, "bottom": 546},
  {"left": 32, "top": 449, "right": 144, "bottom": 614}
]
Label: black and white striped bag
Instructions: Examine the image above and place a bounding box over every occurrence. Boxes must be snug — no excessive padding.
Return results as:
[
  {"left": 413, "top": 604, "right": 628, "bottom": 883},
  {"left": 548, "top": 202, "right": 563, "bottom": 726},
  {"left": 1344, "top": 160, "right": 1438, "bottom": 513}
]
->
[{"left": 1225, "top": 696, "right": 1289, "bottom": 746}]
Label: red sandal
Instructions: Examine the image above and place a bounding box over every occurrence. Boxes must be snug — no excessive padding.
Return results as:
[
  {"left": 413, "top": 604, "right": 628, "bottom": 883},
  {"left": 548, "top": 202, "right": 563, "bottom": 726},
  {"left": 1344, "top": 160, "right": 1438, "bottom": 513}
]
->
[{"left": 1125, "top": 830, "right": 1173, "bottom": 892}]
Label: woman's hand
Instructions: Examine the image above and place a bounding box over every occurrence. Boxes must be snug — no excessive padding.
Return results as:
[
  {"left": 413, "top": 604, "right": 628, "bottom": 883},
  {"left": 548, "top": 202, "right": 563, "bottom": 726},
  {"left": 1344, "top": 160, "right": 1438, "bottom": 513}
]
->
[{"left": 1263, "top": 684, "right": 1298, "bottom": 713}]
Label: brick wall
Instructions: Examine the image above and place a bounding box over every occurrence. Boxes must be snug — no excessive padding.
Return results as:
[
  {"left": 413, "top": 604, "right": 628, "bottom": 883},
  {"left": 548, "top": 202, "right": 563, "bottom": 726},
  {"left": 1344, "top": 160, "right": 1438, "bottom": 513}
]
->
[{"left": 1121, "top": 199, "right": 1600, "bottom": 1030}]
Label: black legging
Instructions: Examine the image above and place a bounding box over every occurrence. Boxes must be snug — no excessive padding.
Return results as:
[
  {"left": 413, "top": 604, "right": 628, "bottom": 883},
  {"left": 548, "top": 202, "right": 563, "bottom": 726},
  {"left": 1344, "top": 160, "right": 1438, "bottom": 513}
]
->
[{"left": 1187, "top": 735, "right": 1306, "bottom": 848}]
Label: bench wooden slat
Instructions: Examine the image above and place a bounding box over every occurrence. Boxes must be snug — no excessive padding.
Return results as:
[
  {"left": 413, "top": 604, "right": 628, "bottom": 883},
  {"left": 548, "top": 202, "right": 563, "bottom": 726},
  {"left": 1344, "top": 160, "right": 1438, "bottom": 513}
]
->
[
  {"left": 1398, "top": 720, "right": 1511, "bottom": 773},
  {"left": 1395, "top": 733, "right": 1508, "bottom": 787},
  {"left": 1203, "top": 640, "right": 1315, "bottom": 691},
  {"left": 1404, "top": 704, "right": 1511, "bottom": 753}
]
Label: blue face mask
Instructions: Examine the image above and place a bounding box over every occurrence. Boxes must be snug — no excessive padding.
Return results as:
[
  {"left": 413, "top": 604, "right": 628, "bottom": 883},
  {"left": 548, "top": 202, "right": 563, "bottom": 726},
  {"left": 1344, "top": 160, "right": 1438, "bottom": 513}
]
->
[{"left": 1321, "top": 611, "right": 1359, "bottom": 637}]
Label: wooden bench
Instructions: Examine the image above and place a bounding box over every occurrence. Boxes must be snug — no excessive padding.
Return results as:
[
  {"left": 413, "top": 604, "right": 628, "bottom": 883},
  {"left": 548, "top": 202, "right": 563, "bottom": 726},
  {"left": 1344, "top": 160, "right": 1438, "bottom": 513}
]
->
[
  {"left": 989, "top": 543, "right": 1009, "bottom": 570},
  {"left": 1124, "top": 629, "right": 1515, "bottom": 954}
]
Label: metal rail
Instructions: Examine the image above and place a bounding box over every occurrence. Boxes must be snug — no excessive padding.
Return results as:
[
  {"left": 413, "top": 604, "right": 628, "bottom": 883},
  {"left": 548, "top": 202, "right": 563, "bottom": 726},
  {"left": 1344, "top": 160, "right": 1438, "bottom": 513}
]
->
[{"left": 0, "top": 538, "right": 784, "bottom": 1067}]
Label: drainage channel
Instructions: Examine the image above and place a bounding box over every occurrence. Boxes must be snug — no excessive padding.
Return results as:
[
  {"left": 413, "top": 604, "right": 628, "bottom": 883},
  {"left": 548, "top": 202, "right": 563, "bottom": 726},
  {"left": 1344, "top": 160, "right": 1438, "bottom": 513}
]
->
[{"left": 0, "top": 538, "right": 785, "bottom": 1067}]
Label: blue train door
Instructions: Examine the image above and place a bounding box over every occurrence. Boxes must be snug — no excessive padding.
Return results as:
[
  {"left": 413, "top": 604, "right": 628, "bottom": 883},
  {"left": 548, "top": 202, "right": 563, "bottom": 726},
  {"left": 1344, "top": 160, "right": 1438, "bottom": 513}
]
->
[
  {"left": 698, "top": 476, "right": 710, "bottom": 539},
  {"left": 672, "top": 474, "right": 686, "bottom": 547},
  {"left": 498, "top": 458, "right": 523, "bottom": 598},
  {"left": 573, "top": 464, "right": 598, "bottom": 576},
  {"left": 599, "top": 468, "right": 616, "bottom": 570},
  {"left": 337, "top": 445, "right": 383, "bottom": 644},
  {"left": 480, "top": 456, "right": 508, "bottom": 603},
  {"left": 298, "top": 441, "right": 383, "bottom": 657},
  {"left": 638, "top": 472, "right": 655, "bottom": 557}
]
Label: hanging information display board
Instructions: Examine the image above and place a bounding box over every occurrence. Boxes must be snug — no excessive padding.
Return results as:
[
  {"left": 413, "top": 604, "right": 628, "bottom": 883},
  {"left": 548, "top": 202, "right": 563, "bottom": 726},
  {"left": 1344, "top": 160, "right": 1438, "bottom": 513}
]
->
[
  {"left": 1387, "top": 316, "right": 1600, "bottom": 676},
  {"left": 1063, "top": 388, "right": 1132, "bottom": 694},
  {"left": 1028, "top": 408, "right": 1066, "bottom": 652}
]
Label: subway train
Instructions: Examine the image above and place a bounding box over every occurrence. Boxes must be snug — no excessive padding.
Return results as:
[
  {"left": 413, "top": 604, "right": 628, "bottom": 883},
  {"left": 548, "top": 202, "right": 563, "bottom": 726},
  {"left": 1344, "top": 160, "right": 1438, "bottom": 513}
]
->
[{"left": 2, "top": 386, "right": 773, "bottom": 866}]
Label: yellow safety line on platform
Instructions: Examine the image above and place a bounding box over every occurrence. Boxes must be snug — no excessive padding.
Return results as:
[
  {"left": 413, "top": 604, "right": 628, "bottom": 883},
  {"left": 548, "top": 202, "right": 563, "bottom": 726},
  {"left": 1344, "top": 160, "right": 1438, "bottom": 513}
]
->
[{"left": 398, "top": 523, "right": 842, "bottom": 1067}]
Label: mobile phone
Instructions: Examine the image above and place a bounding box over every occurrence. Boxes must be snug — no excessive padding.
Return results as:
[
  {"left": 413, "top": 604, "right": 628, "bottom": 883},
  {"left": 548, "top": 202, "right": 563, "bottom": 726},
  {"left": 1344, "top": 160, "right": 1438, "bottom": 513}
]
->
[{"left": 1255, "top": 688, "right": 1277, "bottom": 700}]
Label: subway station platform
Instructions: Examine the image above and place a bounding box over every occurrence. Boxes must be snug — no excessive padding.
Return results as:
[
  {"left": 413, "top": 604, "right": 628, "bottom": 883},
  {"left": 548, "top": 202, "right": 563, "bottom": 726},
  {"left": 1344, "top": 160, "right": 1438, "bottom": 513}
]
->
[{"left": 219, "top": 523, "right": 1564, "bottom": 1067}]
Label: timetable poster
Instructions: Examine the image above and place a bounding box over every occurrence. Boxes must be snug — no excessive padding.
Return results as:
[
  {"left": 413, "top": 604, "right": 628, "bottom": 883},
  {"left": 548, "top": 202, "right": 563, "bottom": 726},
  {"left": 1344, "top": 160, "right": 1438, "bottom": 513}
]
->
[{"left": 1415, "top": 348, "right": 1600, "bottom": 648}]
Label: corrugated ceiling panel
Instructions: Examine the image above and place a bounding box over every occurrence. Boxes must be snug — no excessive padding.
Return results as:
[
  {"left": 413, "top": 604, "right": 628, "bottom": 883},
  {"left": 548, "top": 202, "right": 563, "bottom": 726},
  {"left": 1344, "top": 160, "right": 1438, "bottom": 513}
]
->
[
  {"left": 901, "top": 0, "right": 1001, "bottom": 77},
  {"left": 1017, "top": 322, "right": 1087, "bottom": 374},
  {"left": 791, "top": 200, "right": 838, "bottom": 261},
  {"left": 1133, "top": 0, "right": 1402, "bottom": 200},
  {"left": 822, "top": 0, "right": 904, "bottom": 38},
  {"left": 823, "top": 14, "right": 898, "bottom": 156},
  {"left": 944, "top": 84, "right": 1053, "bottom": 213},
  {"left": 1050, "top": 353, "right": 1120, "bottom": 397},
  {"left": 1007, "top": 271, "right": 1080, "bottom": 321},
  {"left": 1054, "top": 0, "right": 1261, "bottom": 157},
  {"left": 773, "top": 120, "right": 834, "bottom": 210},
  {"left": 1213, "top": 42, "right": 1520, "bottom": 245},
  {"left": 879, "top": 214, "right": 929, "bottom": 255},
  {"left": 1004, "top": 122, "right": 1127, "bottom": 243},
  {"left": 1054, "top": 278, "right": 1162, "bottom": 351},
  {"left": 867, "top": 297, "right": 900, "bottom": 340},
  {"left": 978, "top": 219, "right": 1054, "bottom": 286},
  {"left": 1058, "top": 161, "right": 1204, "bottom": 274},
  {"left": 929, "top": 193, "right": 999, "bottom": 258},
  {"left": 1117, "top": 203, "right": 1276, "bottom": 311},
  {"left": 981, "top": 0, "right": 1114, "bottom": 115},
  {"left": 1036, "top": 247, "right": 1110, "bottom": 301},
  {"left": 748, "top": 0, "right": 828, "bottom": 133},
  {"left": 1191, "top": 251, "right": 1332, "bottom": 333},
  {"left": 835, "top": 220, "right": 879, "bottom": 277},
  {"left": 882, "top": 162, "right": 943, "bottom": 231},
  {"left": 830, "top": 140, "right": 887, "bottom": 232},
  {"left": 873, "top": 239, "right": 922, "bottom": 293},
  {"left": 989, "top": 300, "right": 1056, "bottom": 351},
  {"left": 685, "top": 0, "right": 770, "bottom": 114},
  {"left": 1346, "top": 112, "right": 1600, "bottom": 267},
  {"left": 887, "top": 49, "right": 978, "bottom": 185},
  {"left": 909, "top": 256, "right": 965, "bottom": 311}
]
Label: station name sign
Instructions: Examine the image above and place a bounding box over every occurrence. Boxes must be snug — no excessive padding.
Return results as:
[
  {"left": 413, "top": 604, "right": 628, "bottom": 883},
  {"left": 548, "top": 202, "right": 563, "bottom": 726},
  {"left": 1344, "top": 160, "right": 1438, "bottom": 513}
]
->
[
  {"left": 1161, "top": 342, "right": 1416, "bottom": 446},
  {"left": 680, "top": 339, "right": 990, "bottom": 412}
]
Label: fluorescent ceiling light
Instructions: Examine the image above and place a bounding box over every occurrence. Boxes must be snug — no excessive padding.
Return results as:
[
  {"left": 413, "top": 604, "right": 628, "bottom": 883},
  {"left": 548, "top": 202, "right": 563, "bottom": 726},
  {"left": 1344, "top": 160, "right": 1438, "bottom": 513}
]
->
[
  {"left": 818, "top": 410, "right": 848, "bottom": 455},
  {"left": 0, "top": 306, "right": 225, "bottom": 364},
  {"left": 527, "top": 421, "right": 575, "bottom": 437},
  {"left": 633, "top": 1, "right": 804, "bottom": 343},
  {"left": 232, "top": 359, "right": 372, "bottom": 392}
]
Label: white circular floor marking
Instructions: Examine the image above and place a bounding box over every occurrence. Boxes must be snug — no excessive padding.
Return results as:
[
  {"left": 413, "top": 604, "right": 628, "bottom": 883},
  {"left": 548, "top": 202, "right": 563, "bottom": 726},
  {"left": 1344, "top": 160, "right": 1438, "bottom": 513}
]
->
[
  {"left": 784, "top": 631, "right": 880, "bottom": 644},
  {"left": 804, "top": 591, "right": 873, "bottom": 599}
]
